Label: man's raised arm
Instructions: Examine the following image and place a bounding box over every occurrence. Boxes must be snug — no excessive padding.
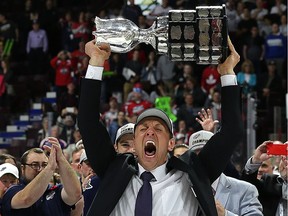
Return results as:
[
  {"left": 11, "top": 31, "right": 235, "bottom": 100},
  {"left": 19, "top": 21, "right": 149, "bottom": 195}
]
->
[{"left": 78, "top": 40, "right": 116, "bottom": 178}]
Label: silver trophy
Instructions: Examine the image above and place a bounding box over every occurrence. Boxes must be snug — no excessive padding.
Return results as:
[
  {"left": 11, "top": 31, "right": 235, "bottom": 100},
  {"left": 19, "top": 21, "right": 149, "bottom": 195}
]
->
[{"left": 93, "top": 4, "right": 228, "bottom": 64}]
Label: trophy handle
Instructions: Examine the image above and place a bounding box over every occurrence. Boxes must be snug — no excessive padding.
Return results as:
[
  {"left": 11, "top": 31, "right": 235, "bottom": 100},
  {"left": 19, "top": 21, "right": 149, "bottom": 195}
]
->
[{"left": 221, "top": 4, "right": 229, "bottom": 63}]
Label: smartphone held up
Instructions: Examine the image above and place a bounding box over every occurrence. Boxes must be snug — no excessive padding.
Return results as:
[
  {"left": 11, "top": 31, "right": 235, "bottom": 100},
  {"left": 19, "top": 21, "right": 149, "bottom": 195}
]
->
[{"left": 266, "top": 142, "right": 288, "bottom": 156}]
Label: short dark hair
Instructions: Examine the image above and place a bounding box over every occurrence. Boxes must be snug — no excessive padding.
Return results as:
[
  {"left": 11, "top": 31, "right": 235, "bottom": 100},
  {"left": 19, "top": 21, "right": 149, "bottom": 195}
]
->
[
  {"left": 0, "top": 153, "right": 17, "bottom": 165},
  {"left": 20, "top": 148, "right": 47, "bottom": 165}
]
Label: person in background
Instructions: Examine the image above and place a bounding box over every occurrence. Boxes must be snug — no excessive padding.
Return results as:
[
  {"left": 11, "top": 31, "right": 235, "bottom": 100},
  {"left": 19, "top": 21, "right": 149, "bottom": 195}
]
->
[
  {"left": 256, "top": 157, "right": 275, "bottom": 180},
  {"left": 189, "top": 130, "right": 263, "bottom": 216},
  {"left": 70, "top": 139, "right": 85, "bottom": 178},
  {"left": 0, "top": 154, "right": 17, "bottom": 166},
  {"left": 149, "top": 80, "right": 169, "bottom": 104},
  {"left": 175, "top": 74, "right": 207, "bottom": 109},
  {"left": 265, "top": 22, "right": 287, "bottom": 78},
  {"left": 156, "top": 54, "right": 175, "bottom": 96},
  {"left": 126, "top": 82, "right": 150, "bottom": 102},
  {"left": 200, "top": 64, "right": 221, "bottom": 95},
  {"left": 146, "top": 0, "right": 173, "bottom": 26},
  {"left": 56, "top": 107, "right": 78, "bottom": 145},
  {"left": 204, "top": 90, "right": 222, "bottom": 132},
  {"left": 279, "top": 14, "right": 287, "bottom": 37},
  {"left": 140, "top": 50, "right": 157, "bottom": 94},
  {"left": 102, "top": 96, "right": 119, "bottom": 130},
  {"left": 122, "top": 50, "right": 144, "bottom": 102},
  {"left": 0, "top": 163, "right": 19, "bottom": 198},
  {"left": 264, "top": 22, "right": 287, "bottom": 77},
  {"left": 172, "top": 144, "right": 189, "bottom": 158},
  {"left": 113, "top": 123, "right": 135, "bottom": 154},
  {"left": 269, "top": 0, "right": 287, "bottom": 15},
  {"left": 242, "top": 26, "right": 265, "bottom": 75},
  {"left": 174, "top": 133, "right": 186, "bottom": 145},
  {"left": 242, "top": 141, "right": 288, "bottom": 216},
  {"left": 251, "top": 0, "right": 268, "bottom": 31},
  {"left": 121, "top": 0, "right": 143, "bottom": 26},
  {"left": 79, "top": 150, "right": 100, "bottom": 216},
  {"left": 237, "top": 59, "right": 257, "bottom": 99},
  {"left": 50, "top": 50, "right": 74, "bottom": 99},
  {"left": 108, "top": 111, "right": 129, "bottom": 143},
  {"left": 57, "top": 82, "right": 79, "bottom": 114},
  {"left": 0, "top": 58, "right": 13, "bottom": 110},
  {"left": 124, "top": 82, "right": 152, "bottom": 123},
  {"left": 176, "top": 92, "right": 201, "bottom": 134},
  {"left": 26, "top": 20, "right": 48, "bottom": 76},
  {"left": 1, "top": 137, "right": 82, "bottom": 215},
  {"left": 173, "top": 119, "right": 192, "bottom": 143}
]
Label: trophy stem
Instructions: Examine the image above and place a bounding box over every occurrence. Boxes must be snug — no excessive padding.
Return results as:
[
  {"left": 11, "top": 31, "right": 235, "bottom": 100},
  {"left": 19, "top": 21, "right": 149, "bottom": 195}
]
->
[{"left": 138, "top": 17, "right": 169, "bottom": 53}]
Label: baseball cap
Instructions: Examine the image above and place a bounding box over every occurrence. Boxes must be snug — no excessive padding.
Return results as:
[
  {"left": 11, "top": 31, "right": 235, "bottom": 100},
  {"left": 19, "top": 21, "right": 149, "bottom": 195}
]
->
[
  {"left": 39, "top": 138, "right": 68, "bottom": 150},
  {"left": 79, "top": 150, "right": 87, "bottom": 164},
  {"left": 115, "top": 123, "right": 135, "bottom": 143},
  {"left": 133, "top": 82, "right": 143, "bottom": 93},
  {"left": 0, "top": 163, "right": 19, "bottom": 178},
  {"left": 188, "top": 130, "right": 214, "bottom": 151},
  {"left": 75, "top": 139, "right": 84, "bottom": 149},
  {"left": 135, "top": 108, "right": 173, "bottom": 136}
]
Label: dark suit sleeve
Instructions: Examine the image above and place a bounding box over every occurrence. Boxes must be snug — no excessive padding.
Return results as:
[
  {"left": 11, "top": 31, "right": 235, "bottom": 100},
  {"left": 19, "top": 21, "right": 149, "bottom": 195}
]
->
[
  {"left": 78, "top": 78, "right": 116, "bottom": 178},
  {"left": 242, "top": 171, "right": 283, "bottom": 196},
  {"left": 198, "top": 85, "right": 244, "bottom": 182},
  {"left": 241, "top": 171, "right": 282, "bottom": 215}
]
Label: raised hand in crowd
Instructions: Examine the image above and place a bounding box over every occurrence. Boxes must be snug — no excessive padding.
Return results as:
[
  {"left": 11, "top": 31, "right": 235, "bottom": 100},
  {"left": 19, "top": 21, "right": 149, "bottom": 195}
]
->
[
  {"left": 250, "top": 141, "right": 274, "bottom": 164},
  {"left": 196, "top": 108, "right": 219, "bottom": 132}
]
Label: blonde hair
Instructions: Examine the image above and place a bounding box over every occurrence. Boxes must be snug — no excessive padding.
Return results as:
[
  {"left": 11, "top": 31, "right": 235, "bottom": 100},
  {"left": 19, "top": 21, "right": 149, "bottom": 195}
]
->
[{"left": 241, "top": 59, "right": 255, "bottom": 73}]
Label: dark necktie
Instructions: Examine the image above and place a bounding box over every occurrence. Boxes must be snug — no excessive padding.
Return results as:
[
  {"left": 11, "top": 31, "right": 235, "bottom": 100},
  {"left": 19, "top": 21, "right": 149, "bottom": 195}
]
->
[{"left": 135, "top": 171, "right": 154, "bottom": 216}]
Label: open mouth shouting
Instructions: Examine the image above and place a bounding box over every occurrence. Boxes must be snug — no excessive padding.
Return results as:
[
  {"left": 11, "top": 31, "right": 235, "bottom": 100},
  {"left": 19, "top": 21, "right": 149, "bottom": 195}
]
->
[{"left": 144, "top": 141, "right": 156, "bottom": 157}]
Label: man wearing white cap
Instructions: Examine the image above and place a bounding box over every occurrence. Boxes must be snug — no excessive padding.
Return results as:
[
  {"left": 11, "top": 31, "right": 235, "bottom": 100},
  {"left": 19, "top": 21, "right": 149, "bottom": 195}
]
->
[
  {"left": 0, "top": 163, "right": 19, "bottom": 198},
  {"left": 189, "top": 130, "right": 263, "bottom": 216},
  {"left": 114, "top": 123, "right": 135, "bottom": 154}
]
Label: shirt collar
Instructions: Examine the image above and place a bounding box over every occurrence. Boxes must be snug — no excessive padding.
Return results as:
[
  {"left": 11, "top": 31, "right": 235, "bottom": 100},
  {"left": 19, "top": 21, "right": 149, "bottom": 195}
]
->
[
  {"left": 212, "top": 176, "right": 220, "bottom": 192},
  {"left": 138, "top": 161, "right": 168, "bottom": 182}
]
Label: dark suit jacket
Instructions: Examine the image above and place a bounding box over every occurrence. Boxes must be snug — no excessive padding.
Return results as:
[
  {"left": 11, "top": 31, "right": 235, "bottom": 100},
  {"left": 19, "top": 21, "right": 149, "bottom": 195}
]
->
[
  {"left": 78, "top": 78, "right": 243, "bottom": 216},
  {"left": 242, "top": 171, "right": 282, "bottom": 216}
]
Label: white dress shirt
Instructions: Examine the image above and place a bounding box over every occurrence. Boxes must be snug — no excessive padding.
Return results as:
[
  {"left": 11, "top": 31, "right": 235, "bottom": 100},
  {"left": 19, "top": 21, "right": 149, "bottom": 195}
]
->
[{"left": 111, "top": 162, "right": 199, "bottom": 216}]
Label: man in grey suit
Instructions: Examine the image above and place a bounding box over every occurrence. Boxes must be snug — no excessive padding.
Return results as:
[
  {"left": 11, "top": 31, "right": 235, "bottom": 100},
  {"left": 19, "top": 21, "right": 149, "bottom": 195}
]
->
[
  {"left": 78, "top": 38, "right": 243, "bottom": 216},
  {"left": 189, "top": 130, "right": 263, "bottom": 216}
]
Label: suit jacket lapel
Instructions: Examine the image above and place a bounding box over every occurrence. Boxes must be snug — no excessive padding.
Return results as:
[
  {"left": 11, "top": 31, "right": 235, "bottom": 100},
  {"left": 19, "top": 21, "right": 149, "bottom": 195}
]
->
[
  {"left": 87, "top": 154, "right": 137, "bottom": 216},
  {"left": 167, "top": 151, "right": 218, "bottom": 216},
  {"left": 215, "top": 174, "right": 230, "bottom": 207}
]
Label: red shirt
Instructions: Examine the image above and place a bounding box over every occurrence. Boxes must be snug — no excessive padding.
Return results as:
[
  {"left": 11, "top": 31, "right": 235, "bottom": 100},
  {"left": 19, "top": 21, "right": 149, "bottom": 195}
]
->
[
  {"left": 50, "top": 57, "right": 73, "bottom": 87},
  {"left": 201, "top": 66, "right": 220, "bottom": 93},
  {"left": 124, "top": 99, "right": 152, "bottom": 117}
]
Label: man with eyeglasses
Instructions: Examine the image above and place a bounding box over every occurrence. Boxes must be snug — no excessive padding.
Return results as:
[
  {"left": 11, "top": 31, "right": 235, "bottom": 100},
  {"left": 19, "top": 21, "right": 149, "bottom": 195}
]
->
[{"left": 1, "top": 137, "right": 82, "bottom": 216}]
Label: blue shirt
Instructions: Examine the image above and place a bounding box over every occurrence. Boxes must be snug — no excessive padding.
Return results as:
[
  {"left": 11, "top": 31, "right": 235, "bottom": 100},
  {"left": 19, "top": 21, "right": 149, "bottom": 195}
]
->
[
  {"left": 1, "top": 182, "right": 72, "bottom": 216},
  {"left": 26, "top": 29, "right": 48, "bottom": 53},
  {"left": 83, "top": 176, "right": 100, "bottom": 216}
]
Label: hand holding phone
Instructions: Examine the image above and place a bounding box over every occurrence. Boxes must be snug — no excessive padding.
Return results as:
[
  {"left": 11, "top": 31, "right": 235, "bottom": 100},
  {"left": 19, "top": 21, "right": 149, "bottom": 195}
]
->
[{"left": 266, "top": 142, "right": 287, "bottom": 156}]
